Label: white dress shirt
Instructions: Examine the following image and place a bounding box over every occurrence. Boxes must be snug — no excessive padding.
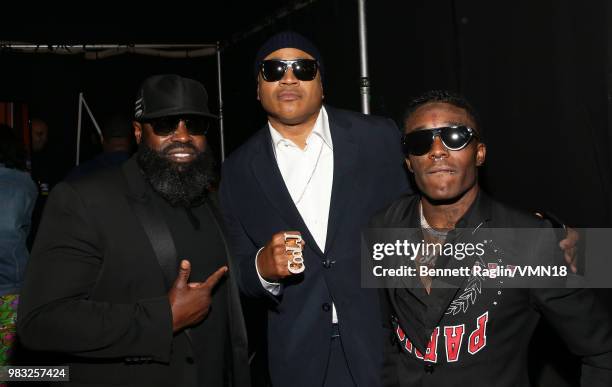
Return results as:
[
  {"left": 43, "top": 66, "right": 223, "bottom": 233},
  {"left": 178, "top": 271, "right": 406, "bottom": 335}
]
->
[{"left": 255, "top": 106, "right": 339, "bottom": 323}]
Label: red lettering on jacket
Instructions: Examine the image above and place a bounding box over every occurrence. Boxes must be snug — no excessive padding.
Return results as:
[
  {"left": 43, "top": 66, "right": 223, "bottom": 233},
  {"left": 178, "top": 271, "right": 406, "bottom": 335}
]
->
[
  {"left": 423, "top": 327, "right": 439, "bottom": 363},
  {"left": 444, "top": 324, "right": 465, "bottom": 362},
  {"left": 468, "top": 312, "right": 489, "bottom": 355},
  {"left": 414, "top": 328, "right": 439, "bottom": 362},
  {"left": 395, "top": 311, "right": 489, "bottom": 363}
]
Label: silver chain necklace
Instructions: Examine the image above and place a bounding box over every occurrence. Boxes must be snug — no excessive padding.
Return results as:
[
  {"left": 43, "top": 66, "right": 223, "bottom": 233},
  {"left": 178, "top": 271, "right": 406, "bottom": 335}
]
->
[
  {"left": 295, "top": 139, "right": 325, "bottom": 204},
  {"left": 420, "top": 201, "right": 449, "bottom": 239},
  {"left": 418, "top": 201, "right": 449, "bottom": 266}
]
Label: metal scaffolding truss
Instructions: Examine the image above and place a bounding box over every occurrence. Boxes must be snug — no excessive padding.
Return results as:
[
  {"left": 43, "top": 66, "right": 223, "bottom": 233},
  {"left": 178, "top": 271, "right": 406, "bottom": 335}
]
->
[{"left": 2, "top": 41, "right": 227, "bottom": 163}]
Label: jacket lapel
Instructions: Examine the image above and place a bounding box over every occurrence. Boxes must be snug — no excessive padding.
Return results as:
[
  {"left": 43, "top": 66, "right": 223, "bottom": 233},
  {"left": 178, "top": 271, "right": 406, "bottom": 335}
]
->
[
  {"left": 250, "top": 128, "right": 324, "bottom": 258},
  {"left": 386, "top": 201, "right": 433, "bottom": 353},
  {"left": 387, "top": 199, "right": 432, "bottom": 305},
  {"left": 122, "top": 157, "right": 178, "bottom": 289},
  {"left": 323, "top": 107, "right": 359, "bottom": 254},
  {"left": 419, "top": 191, "right": 494, "bottom": 335}
]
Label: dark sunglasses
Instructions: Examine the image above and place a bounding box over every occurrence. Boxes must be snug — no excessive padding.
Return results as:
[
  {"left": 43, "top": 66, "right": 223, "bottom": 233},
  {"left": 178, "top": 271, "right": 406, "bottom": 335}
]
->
[
  {"left": 260, "top": 59, "right": 319, "bottom": 82},
  {"left": 145, "top": 115, "right": 212, "bottom": 136},
  {"left": 402, "top": 125, "right": 477, "bottom": 156}
]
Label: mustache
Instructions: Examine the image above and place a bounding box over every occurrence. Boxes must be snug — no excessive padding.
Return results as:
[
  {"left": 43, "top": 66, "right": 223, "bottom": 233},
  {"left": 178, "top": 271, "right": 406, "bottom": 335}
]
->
[{"left": 162, "top": 142, "right": 198, "bottom": 154}]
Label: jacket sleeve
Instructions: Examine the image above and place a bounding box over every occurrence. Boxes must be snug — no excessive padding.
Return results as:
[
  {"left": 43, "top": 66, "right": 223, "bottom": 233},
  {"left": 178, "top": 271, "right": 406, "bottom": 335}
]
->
[
  {"left": 531, "top": 286, "right": 612, "bottom": 386},
  {"left": 527, "top": 224, "right": 612, "bottom": 386},
  {"left": 219, "top": 161, "right": 280, "bottom": 304},
  {"left": 17, "top": 182, "right": 174, "bottom": 362},
  {"left": 19, "top": 175, "right": 38, "bottom": 237}
]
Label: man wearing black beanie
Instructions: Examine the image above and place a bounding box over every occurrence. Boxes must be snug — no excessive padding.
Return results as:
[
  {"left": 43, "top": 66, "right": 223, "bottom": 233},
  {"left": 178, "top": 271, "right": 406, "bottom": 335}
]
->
[{"left": 219, "top": 31, "right": 413, "bottom": 387}]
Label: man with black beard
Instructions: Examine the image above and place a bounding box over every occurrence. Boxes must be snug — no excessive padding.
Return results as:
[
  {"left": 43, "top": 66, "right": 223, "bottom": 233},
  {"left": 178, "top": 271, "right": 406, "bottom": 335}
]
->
[
  {"left": 136, "top": 126, "right": 216, "bottom": 208},
  {"left": 18, "top": 74, "right": 250, "bottom": 387}
]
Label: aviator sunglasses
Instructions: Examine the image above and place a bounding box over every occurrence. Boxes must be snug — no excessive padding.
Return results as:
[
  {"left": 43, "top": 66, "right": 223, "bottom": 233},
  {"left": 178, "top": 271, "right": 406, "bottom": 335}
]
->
[
  {"left": 144, "top": 115, "right": 212, "bottom": 136},
  {"left": 260, "top": 59, "right": 319, "bottom": 82},
  {"left": 402, "top": 125, "right": 477, "bottom": 156}
]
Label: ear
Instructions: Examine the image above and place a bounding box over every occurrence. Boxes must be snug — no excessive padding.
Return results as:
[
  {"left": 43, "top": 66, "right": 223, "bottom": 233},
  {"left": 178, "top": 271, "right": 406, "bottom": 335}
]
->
[
  {"left": 133, "top": 121, "right": 143, "bottom": 144},
  {"left": 475, "top": 142, "right": 486, "bottom": 166},
  {"left": 405, "top": 158, "right": 414, "bottom": 173},
  {"left": 256, "top": 78, "right": 261, "bottom": 101}
]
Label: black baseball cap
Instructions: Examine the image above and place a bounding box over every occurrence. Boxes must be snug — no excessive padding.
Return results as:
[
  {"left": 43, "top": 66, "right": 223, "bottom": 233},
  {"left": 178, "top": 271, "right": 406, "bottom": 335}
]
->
[{"left": 134, "top": 74, "right": 217, "bottom": 121}]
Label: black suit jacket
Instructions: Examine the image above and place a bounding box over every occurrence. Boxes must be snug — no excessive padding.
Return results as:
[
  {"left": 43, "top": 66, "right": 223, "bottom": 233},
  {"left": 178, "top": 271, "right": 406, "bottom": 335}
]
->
[
  {"left": 372, "top": 191, "right": 612, "bottom": 387},
  {"left": 219, "top": 106, "right": 412, "bottom": 387},
  {"left": 17, "top": 157, "right": 250, "bottom": 387}
]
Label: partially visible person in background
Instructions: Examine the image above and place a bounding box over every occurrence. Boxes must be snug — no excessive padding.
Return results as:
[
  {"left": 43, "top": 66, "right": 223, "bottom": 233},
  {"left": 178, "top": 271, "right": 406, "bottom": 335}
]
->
[
  {"left": 30, "top": 118, "right": 48, "bottom": 154},
  {"left": 66, "top": 112, "right": 134, "bottom": 180},
  {"left": 29, "top": 117, "right": 53, "bottom": 189},
  {"left": 29, "top": 118, "right": 52, "bottom": 195},
  {"left": 0, "top": 124, "right": 38, "bottom": 366},
  {"left": 29, "top": 117, "right": 71, "bottom": 245},
  {"left": 29, "top": 117, "right": 54, "bottom": 246}
]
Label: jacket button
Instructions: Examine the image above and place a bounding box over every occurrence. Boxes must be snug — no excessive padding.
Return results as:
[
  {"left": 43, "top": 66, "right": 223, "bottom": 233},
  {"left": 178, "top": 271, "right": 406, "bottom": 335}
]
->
[
  {"left": 322, "top": 258, "right": 335, "bottom": 268},
  {"left": 186, "top": 356, "right": 194, "bottom": 364},
  {"left": 424, "top": 363, "right": 434, "bottom": 373},
  {"left": 322, "top": 303, "right": 331, "bottom": 312}
]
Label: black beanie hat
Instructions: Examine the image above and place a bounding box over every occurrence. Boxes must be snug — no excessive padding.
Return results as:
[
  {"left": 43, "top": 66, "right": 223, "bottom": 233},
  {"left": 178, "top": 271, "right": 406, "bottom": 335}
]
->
[{"left": 254, "top": 31, "right": 324, "bottom": 80}]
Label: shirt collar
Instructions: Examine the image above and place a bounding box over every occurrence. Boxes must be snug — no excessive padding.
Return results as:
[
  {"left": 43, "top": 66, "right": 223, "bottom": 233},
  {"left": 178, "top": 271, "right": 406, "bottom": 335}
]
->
[{"left": 268, "top": 106, "right": 333, "bottom": 150}]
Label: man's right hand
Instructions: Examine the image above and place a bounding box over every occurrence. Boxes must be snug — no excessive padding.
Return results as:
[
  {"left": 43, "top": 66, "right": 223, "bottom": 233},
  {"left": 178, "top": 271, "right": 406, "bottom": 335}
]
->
[
  {"left": 168, "top": 260, "right": 227, "bottom": 333},
  {"left": 257, "top": 231, "right": 305, "bottom": 282}
]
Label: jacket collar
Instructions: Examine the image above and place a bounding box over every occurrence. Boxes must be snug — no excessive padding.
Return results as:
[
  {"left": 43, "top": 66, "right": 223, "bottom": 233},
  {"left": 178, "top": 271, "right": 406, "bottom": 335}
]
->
[
  {"left": 397, "top": 189, "right": 494, "bottom": 230},
  {"left": 122, "top": 156, "right": 151, "bottom": 203},
  {"left": 455, "top": 190, "right": 494, "bottom": 229}
]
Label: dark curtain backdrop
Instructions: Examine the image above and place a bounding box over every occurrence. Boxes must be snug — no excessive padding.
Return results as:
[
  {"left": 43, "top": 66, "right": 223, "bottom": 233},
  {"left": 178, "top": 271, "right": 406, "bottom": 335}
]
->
[{"left": 2, "top": 0, "right": 608, "bottom": 226}]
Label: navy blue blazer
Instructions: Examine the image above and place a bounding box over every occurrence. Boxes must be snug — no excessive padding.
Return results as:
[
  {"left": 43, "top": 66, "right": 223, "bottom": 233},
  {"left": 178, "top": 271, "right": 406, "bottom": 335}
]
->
[{"left": 219, "top": 106, "right": 412, "bottom": 387}]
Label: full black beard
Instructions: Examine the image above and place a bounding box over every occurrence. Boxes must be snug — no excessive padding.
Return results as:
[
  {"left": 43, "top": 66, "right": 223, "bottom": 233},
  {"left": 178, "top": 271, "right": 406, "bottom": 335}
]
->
[{"left": 136, "top": 142, "right": 216, "bottom": 208}]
